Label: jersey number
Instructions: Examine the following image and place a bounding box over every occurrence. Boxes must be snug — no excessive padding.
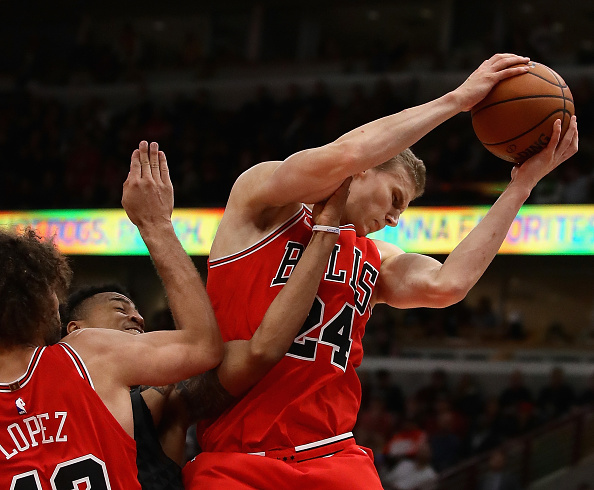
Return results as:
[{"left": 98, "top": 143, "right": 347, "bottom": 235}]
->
[
  {"left": 287, "top": 297, "right": 354, "bottom": 371},
  {"left": 10, "top": 455, "right": 110, "bottom": 490}
]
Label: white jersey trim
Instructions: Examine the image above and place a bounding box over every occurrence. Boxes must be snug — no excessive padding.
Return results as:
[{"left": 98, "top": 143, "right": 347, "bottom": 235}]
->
[
  {"left": 0, "top": 346, "right": 45, "bottom": 393},
  {"left": 209, "top": 205, "right": 309, "bottom": 268},
  {"left": 295, "top": 431, "right": 354, "bottom": 452},
  {"left": 58, "top": 342, "right": 95, "bottom": 390},
  {"left": 210, "top": 205, "right": 357, "bottom": 269}
]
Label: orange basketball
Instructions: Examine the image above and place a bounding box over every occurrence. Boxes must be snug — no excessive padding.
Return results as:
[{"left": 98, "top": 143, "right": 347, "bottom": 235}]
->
[{"left": 471, "top": 61, "right": 574, "bottom": 164}]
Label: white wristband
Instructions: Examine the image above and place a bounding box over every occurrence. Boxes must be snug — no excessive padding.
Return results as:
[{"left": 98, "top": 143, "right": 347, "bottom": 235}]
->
[{"left": 312, "top": 225, "right": 340, "bottom": 234}]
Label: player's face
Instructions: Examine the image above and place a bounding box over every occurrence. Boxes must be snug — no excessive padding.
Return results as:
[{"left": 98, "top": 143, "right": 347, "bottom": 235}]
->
[
  {"left": 79, "top": 292, "right": 145, "bottom": 335},
  {"left": 343, "top": 166, "right": 416, "bottom": 237}
]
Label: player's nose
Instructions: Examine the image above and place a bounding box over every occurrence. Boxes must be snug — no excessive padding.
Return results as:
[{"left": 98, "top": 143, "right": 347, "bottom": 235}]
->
[
  {"left": 385, "top": 214, "right": 399, "bottom": 227},
  {"left": 130, "top": 312, "right": 145, "bottom": 331}
]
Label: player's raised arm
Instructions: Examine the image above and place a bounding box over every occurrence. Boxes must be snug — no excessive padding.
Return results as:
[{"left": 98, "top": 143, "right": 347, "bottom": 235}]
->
[
  {"left": 70, "top": 141, "right": 223, "bottom": 387},
  {"left": 235, "top": 54, "right": 531, "bottom": 210},
  {"left": 374, "top": 116, "right": 578, "bottom": 309}
]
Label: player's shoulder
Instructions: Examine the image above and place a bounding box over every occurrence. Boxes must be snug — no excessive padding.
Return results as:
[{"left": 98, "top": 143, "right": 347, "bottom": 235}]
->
[
  {"left": 371, "top": 238, "right": 405, "bottom": 263},
  {"left": 62, "top": 328, "right": 131, "bottom": 362},
  {"left": 211, "top": 161, "right": 302, "bottom": 258},
  {"left": 230, "top": 161, "right": 282, "bottom": 201},
  {"left": 220, "top": 161, "right": 284, "bottom": 224}
]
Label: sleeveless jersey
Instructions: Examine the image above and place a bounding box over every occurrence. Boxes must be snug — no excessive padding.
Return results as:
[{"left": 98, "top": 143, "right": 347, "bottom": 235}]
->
[
  {"left": 131, "top": 387, "right": 183, "bottom": 490},
  {"left": 0, "top": 343, "right": 141, "bottom": 490},
  {"left": 199, "top": 205, "right": 381, "bottom": 452}
]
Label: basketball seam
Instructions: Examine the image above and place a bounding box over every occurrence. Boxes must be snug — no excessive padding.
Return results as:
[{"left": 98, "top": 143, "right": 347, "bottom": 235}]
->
[
  {"left": 471, "top": 95, "right": 574, "bottom": 118},
  {"left": 524, "top": 70, "right": 568, "bottom": 89},
  {"left": 546, "top": 65, "right": 568, "bottom": 128},
  {"left": 481, "top": 109, "right": 572, "bottom": 146}
]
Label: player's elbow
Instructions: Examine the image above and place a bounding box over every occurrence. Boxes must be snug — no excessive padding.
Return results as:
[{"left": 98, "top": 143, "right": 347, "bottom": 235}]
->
[
  {"left": 430, "top": 281, "right": 470, "bottom": 308},
  {"left": 195, "top": 334, "right": 224, "bottom": 372},
  {"left": 248, "top": 341, "right": 285, "bottom": 371},
  {"left": 209, "top": 338, "right": 225, "bottom": 369}
]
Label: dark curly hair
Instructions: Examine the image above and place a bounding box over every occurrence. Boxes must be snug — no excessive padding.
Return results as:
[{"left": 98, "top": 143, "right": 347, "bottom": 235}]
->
[
  {"left": 60, "top": 283, "right": 132, "bottom": 337},
  {"left": 0, "top": 228, "right": 72, "bottom": 347}
]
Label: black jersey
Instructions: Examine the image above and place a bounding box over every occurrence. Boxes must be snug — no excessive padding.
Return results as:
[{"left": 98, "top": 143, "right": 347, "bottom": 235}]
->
[{"left": 131, "top": 387, "right": 184, "bottom": 490}]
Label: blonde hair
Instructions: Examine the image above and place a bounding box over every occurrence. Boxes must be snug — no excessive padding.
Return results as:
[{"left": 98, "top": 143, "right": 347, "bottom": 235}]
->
[{"left": 373, "top": 148, "right": 426, "bottom": 199}]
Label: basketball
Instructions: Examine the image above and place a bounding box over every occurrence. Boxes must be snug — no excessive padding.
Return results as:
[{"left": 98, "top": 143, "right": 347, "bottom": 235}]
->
[{"left": 471, "top": 61, "right": 574, "bottom": 164}]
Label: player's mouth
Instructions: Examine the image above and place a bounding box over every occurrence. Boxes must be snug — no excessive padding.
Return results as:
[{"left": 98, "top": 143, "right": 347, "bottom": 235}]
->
[{"left": 125, "top": 327, "right": 144, "bottom": 334}]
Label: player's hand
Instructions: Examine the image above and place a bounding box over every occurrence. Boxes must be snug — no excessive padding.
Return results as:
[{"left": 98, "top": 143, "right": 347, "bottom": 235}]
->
[
  {"left": 122, "top": 141, "right": 174, "bottom": 227},
  {"left": 511, "top": 116, "right": 578, "bottom": 189},
  {"left": 453, "top": 53, "right": 531, "bottom": 112},
  {"left": 311, "top": 177, "right": 351, "bottom": 228}
]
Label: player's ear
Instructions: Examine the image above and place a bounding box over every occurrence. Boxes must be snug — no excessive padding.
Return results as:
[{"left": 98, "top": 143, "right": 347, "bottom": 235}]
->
[{"left": 66, "top": 321, "right": 82, "bottom": 334}]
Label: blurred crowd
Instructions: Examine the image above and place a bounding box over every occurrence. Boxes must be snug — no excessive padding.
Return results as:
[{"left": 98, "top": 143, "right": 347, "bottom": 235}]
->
[
  {"left": 355, "top": 367, "right": 594, "bottom": 488},
  {"left": 2, "top": 3, "right": 594, "bottom": 211},
  {"left": 362, "top": 298, "right": 594, "bottom": 355},
  {"left": 1, "top": 76, "right": 593, "bottom": 212}
]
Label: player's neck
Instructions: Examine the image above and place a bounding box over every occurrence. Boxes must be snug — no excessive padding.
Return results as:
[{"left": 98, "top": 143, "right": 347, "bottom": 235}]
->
[{"left": 0, "top": 345, "right": 38, "bottom": 383}]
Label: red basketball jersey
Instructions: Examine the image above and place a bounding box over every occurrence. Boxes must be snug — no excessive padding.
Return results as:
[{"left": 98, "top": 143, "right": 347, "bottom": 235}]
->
[
  {"left": 199, "top": 205, "right": 381, "bottom": 452},
  {"left": 0, "top": 343, "right": 141, "bottom": 489}
]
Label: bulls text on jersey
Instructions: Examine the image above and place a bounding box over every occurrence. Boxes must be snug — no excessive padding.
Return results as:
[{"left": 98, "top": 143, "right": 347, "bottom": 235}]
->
[{"left": 271, "top": 242, "right": 378, "bottom": 315}]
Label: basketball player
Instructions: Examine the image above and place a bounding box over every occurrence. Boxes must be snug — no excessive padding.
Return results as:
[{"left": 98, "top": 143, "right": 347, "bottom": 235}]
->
[
  {"left": 0, "top": 143, "right": 224, "bottom": 488},
  {"left": 60, "top": 141, "right": 352, "bottom": 489},
  {"left": 181, "top": 53, "right": 579, "bottom": 489}
]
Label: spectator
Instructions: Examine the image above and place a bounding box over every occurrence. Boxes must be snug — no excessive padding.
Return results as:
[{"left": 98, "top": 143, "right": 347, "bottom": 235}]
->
[
  {"left": 509, "top": 401, "right": 539, "bottom": 437},
  {"left": 415, "top": 369, "right": 451, "bottom": 423},
  {"left": 537, "top": 367, "right": 577, "bottom": 421},
  {"left": 499, "top": 370, "right": 534, "bottom": 415},
  {"left": 478, "top": 448, "right": 522, "bottom": 490},
  {"left": 428, "top": 409, "right": 462, "bottom": 472},
  {"left": 384, "top": 411, "right": 428, "bottom": 463},
  {"left": 472, "top": 296, "right": 502, "bottom": 340},
  {"left": 375, "top": 369, "right": 406, "bottom": 418},
  {"left": 505, "top": 310, "right": 527, "bottom": 341},
  {"left": 466, "top": 397, "right": 507, "bottom": 455},
  {"left": 384, "top": 442, "right": 438, "bottom": 490},
  {"left": 452, "top": 373, "right": 485, "bottom": 422},
  {"left": 354, "top": 394, "right": 397, "bottom": 460}
]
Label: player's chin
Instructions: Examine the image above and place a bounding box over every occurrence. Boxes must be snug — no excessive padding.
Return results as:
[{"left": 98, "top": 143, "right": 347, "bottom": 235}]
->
[
  {"left": 367, "top": 220, "right": 383, "bottom": 235},
  {"left": 356, "top": 223, "right": 373, "bottom": 237}
]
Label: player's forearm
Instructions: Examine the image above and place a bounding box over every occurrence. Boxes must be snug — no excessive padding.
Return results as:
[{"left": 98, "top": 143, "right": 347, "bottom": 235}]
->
[
  {"left": 437, "top": 182, "right": 531, "bottom": 300},
  {"left": 137, "top": 221, "right": 223, "bottom": 359},
  {"left": 217, "top": 232, "right": 339, "bottom": 397},
  {"left": 333, "top": 91, "right": 462, "bottom": 173},
  {"left": 249, "top": 230, "right": 338, "bottom": 362},
  {"left": 268, "top": 92, "right": 463, "bottom": 205}
]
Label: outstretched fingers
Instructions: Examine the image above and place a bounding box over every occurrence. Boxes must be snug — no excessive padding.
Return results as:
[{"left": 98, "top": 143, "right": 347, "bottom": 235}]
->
[
  {"left": 159, "top": 150, "right": 172, "bottom": 188},
  {"left": 139, "top": 140, "right": 151, "bottom": 179},
  {"left": 149, "top": 142, "right": 161, "bottom": 181},
  {"left": 129, "top": 149, "right": 141, "bottom": 181}
]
